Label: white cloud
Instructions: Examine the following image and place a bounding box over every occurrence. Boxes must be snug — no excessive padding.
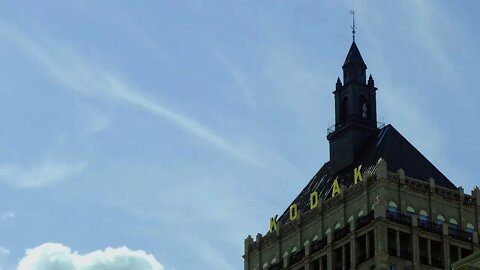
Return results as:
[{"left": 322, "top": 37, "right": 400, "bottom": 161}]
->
[
  {"left": 0, "top": 160, "right": 86, "bottom": 188},
  {"left": 17, "top": 243, "right": 164, "bottom": 270}
]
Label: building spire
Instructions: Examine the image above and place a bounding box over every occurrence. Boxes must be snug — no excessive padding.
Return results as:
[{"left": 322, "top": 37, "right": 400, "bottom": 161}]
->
[{"left": 349, "top": 10, "right": 356, "bottom": 41}]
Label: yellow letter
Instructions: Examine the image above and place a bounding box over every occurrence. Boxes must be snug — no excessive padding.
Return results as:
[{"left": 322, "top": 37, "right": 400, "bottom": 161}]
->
[
  {"left": 269, "top": 215, "right": 278, "bottom": 233},
  {"left": 310, "top": 191, "right": 319, "bottom": 209},
  {"left": 332, "top": 177, "right": 340, "bottom": 197},
  {"left": 289, "top": 204, "right": 298, "bottom": 221},
  {"left": 354, "top": 165, "right": 363, "bottom": 184}
]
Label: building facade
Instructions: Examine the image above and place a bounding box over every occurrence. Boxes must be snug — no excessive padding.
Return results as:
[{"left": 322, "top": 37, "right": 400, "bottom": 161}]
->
[{"left": 243, "top": 41, "right": 480, "bottom": 270}]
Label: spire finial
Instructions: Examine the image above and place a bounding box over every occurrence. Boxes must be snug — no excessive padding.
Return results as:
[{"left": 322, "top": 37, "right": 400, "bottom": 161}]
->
[{"left": 349, "top": 10, "right": 356, "bottom": 41}]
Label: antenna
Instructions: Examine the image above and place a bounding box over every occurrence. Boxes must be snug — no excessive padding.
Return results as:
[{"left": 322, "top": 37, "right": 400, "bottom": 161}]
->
[{"left": 349, "top": 10, "right": 356, "bottom": 41}]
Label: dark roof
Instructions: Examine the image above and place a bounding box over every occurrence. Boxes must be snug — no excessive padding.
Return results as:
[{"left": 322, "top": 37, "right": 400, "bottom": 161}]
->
[
  {"left": 277, "top": 124, "right": 456, "bottom": 224},
  {"left": 343, "top": 41, "right": 366, "bottom": 67}
]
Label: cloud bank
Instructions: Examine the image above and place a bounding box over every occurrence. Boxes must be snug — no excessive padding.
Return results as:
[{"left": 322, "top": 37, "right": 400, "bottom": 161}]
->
[{"left": 17, "top": 243, "right": 164, "bottom": 270}]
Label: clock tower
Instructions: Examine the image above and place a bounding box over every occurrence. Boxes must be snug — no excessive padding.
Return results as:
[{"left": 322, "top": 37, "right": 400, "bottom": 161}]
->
[{"left": 327, "top": 41, "right": 378, "bottom": 173}]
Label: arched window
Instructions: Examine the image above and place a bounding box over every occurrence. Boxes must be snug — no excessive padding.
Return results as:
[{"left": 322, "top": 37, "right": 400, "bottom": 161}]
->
[
  {"left": 312, "top": 235, "right": 319, "bottom": 241},
  {"left": 406, "top": 206, "right": 415, "bottom": 216},
  {"left": 449, "top": 218, "right": 459, "bottom": 238},
  {"left": 466, "top": 223, "right": 475, "bottom": 234},
  {"left": 419, "top": 210, "right": 429, "bottom": 227},
  {"left": 449, "top": 218, "right": 458, "bottom": 230},
  {"left": 291, "top": 246, "right": 297, "bottom": 253},
  {"left": 388, "top": 201, "right": 398, "bottom": 213},
  {"left": 341, "top": 96, "right": 349, "bottom": 123},
  {"left": 334, "top": 222, "right": 342, "bottom": 230},
  {"left": 359, "top": 95, "right": 369, "bottom": 119},
  {"left": 358, "top": 210, "right": 364, "bottom": 217},
  {"left": 271, "top": 257, "right": 277, "bottom": 264},
  {"left": 263, "top": 262, "right": 269, "bottom": 269},
  {"left": 348, "top": 215, "right": 354, "bottom": 223},
  {"left": 436, "top": 215, "right": 445, "bottom": 224},
  {"left": 325, "top": 228, "right": 332, "bottom": 235}
]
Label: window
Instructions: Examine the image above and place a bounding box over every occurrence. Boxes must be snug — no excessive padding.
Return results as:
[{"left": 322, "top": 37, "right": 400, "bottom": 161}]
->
[
  {"left": 436, "top": 215, "right": 445, "bottom": 224},
  {"left": 466, "top": 223, "right": 475, "bottom": 234},
  {"left": 419, "top": 210, "right": 428, "bottom": 227},
  {"left": 389, "top": 263, "right": 397, "bottom": 270},
  {"left": 388, "top": 201, "right": 398, "bottom": 213},
  {"left": 348, "top": 215, "right": 354, "bottom": 223},
  {"left": 406, "top": 206, "right": 415, "bottom": 216},
  {"left": 341, "top": 97, "right": 349, "bottom": 123},
  {"left": 358, "top": 210, "right": 364, "bottom": 217},
  {"left": 449, "top": 218, "right": 458, "bottom": 226},
  {"left": 334, "top": 222, "right": 342, "bottom": 230},
  {"left": 449, "top": 218, "right": 459, "bottom": 231},
  {"left": 359, "top": 95, "right": 369, "bottom": 119}
]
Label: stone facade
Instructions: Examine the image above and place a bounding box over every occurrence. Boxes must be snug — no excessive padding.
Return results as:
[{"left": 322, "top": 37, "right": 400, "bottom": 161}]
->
[{"left": 243, "top": 159, "right": 480, "bottom": 270}]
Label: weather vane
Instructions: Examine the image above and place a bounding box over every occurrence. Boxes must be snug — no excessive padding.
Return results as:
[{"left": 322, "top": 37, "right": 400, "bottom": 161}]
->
[{"left": 349, "top": 10, "right": 356, "bottom": 41}]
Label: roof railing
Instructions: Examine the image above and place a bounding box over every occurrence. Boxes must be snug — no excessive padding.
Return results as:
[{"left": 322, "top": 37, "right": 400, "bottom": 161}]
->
[{"left": 327, "top": 120, "right": 385, "bottom": 134}]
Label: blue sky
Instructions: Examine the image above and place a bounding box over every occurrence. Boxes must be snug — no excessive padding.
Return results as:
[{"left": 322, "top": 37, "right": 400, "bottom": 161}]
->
[{"left": 0, "top": 1, "right": 479, "bottom": 269}]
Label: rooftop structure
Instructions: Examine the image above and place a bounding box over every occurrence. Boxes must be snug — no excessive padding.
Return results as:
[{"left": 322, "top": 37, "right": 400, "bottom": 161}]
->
[{"left": 243, "top": 39, "right": 480, "bottom": 270}]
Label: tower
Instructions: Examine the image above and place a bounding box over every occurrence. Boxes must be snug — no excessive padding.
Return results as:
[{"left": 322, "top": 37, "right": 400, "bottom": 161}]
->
[
  {"left": 243, "top": 31, "right": 479, "bottom": 270},
  {"left": 327, "top": 41, "right": 378, "bottom": 173}
]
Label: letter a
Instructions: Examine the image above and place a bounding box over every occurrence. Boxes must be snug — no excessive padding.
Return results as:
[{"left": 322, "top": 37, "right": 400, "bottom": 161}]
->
[
  {"left": 310, "top": 191, "right": 319, "bottom": 209},
  {"left": 289, "top": 204, "right": 298, "bottom": 221},
  {"left": 332, "top": 177, "right": 341, "bottom": 197},
  {"left": 269, "top": 215, "right": 278, "bottom": 233},
  {"left": 354, "top": 165, "right": 363, "bottom": 184}
]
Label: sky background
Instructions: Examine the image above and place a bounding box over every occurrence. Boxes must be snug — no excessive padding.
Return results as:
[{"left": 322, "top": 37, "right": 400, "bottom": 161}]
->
[{"left": 0, "top": 1, "right": 479, "bottom": 269}]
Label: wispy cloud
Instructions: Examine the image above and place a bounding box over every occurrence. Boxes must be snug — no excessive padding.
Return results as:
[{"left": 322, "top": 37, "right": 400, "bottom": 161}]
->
[
  {"left": 78, "top": 106, "right": 111, "bottom": 138},
  {"left": 0, "top": 21, "right": 259, "bottom": 165},
  {"left": 215, "top": 52, "right": 258, "bottom": 109},
  {"left": 0, "top": 160, "right": 86, "bottom": 188}
]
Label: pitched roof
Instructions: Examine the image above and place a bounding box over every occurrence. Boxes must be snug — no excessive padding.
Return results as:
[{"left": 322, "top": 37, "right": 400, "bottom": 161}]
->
[
  {"left": 277, "top": 124, "right": 456, "bottom": 224},
  {"left": 343, "top": 41, "right": 366, "bottom": 67}
]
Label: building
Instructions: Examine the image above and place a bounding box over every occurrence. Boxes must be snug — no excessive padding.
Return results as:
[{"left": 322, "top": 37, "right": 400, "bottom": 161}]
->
[
  {"left": 243, "top": 40, "right": 480, "bottom": 270},
  {"left": 452, "top": 251, "right": 480, "bottom": 270}
]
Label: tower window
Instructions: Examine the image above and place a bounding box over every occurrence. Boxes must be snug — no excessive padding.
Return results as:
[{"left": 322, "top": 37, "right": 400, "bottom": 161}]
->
[
  {"left": 359, "top": 95, "right": 369, "bottom": 119},
  {"left": 341, "top": 96, "right": 349, "bottom": 123}
]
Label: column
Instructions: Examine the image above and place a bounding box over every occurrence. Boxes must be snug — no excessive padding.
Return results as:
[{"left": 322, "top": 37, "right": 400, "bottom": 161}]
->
[
  {"left": 374, "top": 222, "right": 388, "bottom": 269},
  {"left": 327, "top": 233, "right": 333, "bottom": 270},
  {"left": 350, "top": 220, "right": 357, "bottom": 269},
  {"left": 412, "top": 227, "right": 420, "bottom": 269},
  {"left": 396, "top": 230, "right": 401, "bottom": 257},
  {"left": 427, "top": 239, "right": 431, "bottom": 265}
]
